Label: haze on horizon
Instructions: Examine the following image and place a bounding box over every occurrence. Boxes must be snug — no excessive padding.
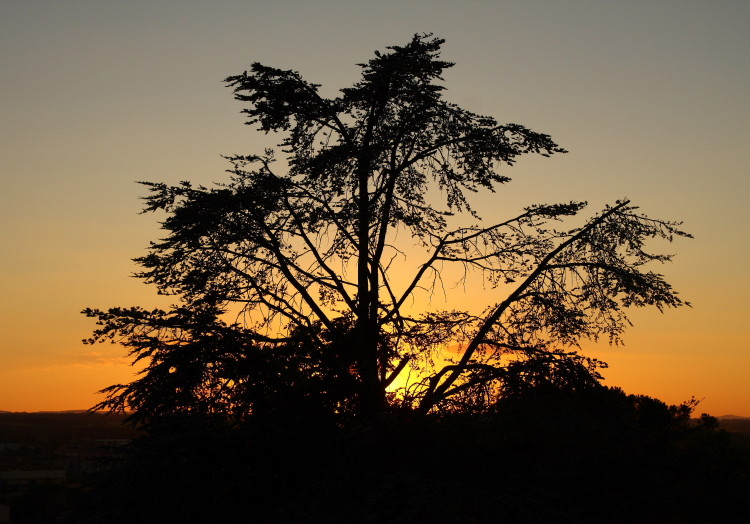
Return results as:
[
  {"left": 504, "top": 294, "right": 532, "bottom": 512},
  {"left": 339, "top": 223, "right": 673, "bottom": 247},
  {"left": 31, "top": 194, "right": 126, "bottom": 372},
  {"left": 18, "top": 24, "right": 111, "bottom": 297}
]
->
[{"left": 1, "top": 0, "right": 748, "bottom": 416}]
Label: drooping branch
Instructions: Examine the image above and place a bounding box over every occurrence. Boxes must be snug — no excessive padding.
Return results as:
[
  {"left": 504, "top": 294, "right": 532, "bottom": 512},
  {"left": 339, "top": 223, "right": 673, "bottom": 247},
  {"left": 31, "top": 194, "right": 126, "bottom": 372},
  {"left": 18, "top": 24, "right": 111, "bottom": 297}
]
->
[
  {"left": 281, "top": 193, "right": 357, "bottom": 311},
  {"left": 254, "top": 218, "right": 336, "bottom": 332},
  {"left": 419, "top": 201, "right": 631, "bottom": 412}
]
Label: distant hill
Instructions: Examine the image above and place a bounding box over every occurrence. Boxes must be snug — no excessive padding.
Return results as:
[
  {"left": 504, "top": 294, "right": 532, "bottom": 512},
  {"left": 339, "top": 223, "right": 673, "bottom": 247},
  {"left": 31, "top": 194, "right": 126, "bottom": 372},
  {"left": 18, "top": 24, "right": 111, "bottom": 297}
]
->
[
  {"left": 0, "top": 411, "right": 137, "bottom": 444},
  {"left": 0, "top": 409, "right": 89, "bottom": 414},
  {"left": 35, "top": 409, "right": 90, "bottom": 414},
  {"left": 717, "top": 417, "right": 750, "bottom": 443}
]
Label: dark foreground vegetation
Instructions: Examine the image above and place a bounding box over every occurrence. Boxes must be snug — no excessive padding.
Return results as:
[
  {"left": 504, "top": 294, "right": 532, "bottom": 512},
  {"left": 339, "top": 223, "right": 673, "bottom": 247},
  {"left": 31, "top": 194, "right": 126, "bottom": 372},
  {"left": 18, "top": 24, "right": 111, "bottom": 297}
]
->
[{"left": 58, "top": 387, "right": 746, "bottom": 524}]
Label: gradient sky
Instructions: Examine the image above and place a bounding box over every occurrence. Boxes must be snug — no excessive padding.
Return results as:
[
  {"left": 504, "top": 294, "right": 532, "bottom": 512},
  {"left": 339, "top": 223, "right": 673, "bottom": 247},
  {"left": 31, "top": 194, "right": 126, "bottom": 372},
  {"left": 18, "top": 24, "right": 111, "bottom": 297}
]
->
[{"left": 1, "top": 0, "right": 748, "bottom": 415}]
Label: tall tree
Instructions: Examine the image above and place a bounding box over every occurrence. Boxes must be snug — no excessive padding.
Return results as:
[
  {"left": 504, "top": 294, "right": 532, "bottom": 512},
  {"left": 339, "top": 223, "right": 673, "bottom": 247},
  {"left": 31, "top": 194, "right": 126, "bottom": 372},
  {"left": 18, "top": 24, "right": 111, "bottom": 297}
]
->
[{"left": 84, "top": 34, "right": 689, "bottom": 425}]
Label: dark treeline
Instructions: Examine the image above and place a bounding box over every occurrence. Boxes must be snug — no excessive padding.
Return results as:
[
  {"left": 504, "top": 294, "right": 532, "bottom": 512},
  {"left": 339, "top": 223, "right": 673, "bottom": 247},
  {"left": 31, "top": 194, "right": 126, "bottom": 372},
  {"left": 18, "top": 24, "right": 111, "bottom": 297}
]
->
[{"left": 67, "top": 387, "right": 749, "bottom": 524}]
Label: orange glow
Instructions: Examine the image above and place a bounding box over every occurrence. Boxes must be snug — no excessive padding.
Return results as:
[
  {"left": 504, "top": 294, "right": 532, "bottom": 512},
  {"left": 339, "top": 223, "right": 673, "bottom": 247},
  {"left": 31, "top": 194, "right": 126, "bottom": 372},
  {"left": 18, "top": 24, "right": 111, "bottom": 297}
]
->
[{"left": 1, "top": 2, "right": 749, "bottom": 418}]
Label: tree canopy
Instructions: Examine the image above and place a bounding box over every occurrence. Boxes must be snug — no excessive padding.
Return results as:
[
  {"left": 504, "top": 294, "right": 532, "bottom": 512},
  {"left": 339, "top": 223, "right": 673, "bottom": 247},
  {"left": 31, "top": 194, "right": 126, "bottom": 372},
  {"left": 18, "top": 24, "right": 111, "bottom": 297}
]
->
[{"left": 84, "top": 34, "right": 690, "bottom": 426}]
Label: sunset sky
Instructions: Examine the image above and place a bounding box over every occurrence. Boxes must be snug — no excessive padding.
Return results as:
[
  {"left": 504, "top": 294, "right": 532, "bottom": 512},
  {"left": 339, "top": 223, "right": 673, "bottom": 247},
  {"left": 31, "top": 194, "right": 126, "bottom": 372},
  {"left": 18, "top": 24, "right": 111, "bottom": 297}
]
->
[{"left": 1, "top": 1, "right": 748, "bottom": 416}]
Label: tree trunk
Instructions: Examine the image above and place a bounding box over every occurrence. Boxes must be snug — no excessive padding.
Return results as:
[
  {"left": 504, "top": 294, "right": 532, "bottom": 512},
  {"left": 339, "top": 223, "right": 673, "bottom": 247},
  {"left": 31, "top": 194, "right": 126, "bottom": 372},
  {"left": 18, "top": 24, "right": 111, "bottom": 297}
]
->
[{"left": 354, "top": 128, "right": 385, "bottom": 420}]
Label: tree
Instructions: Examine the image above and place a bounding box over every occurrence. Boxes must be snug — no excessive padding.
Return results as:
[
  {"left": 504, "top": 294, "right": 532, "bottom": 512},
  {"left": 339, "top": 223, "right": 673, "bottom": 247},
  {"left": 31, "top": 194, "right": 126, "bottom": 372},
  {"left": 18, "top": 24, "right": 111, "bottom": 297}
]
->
[{"left": 84, "top": 34, "right": 690, "bottom": 425}]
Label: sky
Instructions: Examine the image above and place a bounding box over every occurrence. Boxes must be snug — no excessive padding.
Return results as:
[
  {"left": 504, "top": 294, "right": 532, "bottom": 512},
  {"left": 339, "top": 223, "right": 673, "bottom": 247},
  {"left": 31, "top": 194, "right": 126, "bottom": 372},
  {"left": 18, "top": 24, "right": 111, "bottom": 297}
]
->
[{"left": 1, "top": 0, "right": 748, "bottom": 415}]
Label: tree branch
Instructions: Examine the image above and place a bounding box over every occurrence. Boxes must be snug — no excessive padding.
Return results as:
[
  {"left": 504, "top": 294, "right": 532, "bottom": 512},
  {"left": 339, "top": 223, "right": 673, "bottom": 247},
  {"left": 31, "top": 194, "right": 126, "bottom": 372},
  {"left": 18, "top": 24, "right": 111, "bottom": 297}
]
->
[{"left": 419, "top": 200, "right": 630, "bottom": 413}]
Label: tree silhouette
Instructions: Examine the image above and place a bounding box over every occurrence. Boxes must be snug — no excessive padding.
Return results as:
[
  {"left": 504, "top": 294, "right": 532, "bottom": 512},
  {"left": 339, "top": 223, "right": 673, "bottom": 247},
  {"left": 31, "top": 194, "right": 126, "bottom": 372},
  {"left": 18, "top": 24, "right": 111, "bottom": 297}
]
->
[{"left": 84, "top": 34, "right": 690, "bottom": 425}]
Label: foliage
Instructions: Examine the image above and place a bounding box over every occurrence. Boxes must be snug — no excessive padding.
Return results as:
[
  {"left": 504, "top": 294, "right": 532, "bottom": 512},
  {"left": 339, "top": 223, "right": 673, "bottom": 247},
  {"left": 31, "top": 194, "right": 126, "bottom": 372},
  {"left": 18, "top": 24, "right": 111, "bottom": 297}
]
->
[
  {"left": 84, "top": 34, "right": 690, "bottom": 425},
  {"left": 70, "top": 388, "right": 750, "bottom": 523}
]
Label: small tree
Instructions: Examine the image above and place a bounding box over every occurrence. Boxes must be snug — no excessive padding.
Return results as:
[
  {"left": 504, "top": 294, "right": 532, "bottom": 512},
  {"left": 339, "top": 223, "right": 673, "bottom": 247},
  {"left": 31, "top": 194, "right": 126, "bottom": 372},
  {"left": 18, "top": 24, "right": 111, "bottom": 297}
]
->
[{"left": 84, "top": 34, "right": 689, "bottom": 425}]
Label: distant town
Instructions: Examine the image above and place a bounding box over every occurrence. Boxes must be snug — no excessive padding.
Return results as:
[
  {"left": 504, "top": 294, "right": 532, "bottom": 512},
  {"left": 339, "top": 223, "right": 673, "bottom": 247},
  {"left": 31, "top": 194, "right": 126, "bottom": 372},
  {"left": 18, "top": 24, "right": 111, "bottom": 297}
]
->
[{"left": 0, "top": 412, "right": 138, "bottom": 523}]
